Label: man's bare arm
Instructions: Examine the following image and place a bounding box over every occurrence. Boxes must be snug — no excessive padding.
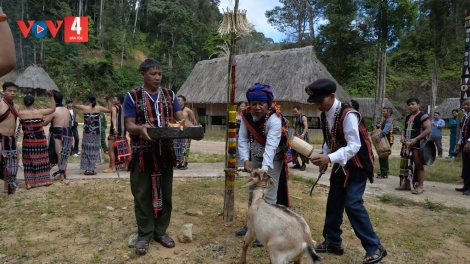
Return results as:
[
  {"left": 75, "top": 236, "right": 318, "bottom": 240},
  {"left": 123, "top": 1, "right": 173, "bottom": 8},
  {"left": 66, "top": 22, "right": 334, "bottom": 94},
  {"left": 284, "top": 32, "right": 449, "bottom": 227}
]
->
[
  {"left": 188, "top": 109, "right": 197, "bottom": 126},
  {"left": 0, "top": 7, "right": 16, "bottom": 77}
]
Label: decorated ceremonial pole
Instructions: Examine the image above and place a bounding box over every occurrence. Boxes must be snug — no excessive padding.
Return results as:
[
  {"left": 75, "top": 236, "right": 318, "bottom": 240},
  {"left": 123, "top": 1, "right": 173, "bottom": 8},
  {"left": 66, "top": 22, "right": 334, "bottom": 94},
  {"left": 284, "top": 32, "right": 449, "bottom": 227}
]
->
[
  {"left": 456, "top": 9, "right": 470, "bottom": 159},
  {"left": 461, "top": 9, "right": 470, "bottom": 106},
  {"left": 218, "top": 0, "right": 252, "bottom": 223}
]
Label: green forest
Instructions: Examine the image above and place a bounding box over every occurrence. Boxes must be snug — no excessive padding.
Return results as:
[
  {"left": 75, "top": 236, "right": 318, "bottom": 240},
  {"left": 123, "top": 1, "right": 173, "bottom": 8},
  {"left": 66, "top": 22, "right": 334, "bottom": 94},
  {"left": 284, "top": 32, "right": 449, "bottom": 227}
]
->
[{"left": 2, "top": 0, "right": 469, "bottom": 115}]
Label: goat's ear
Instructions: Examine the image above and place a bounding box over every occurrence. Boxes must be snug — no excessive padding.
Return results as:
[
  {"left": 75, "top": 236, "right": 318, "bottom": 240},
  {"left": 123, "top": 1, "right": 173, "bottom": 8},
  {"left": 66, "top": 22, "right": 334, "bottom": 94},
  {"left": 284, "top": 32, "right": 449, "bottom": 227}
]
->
[
  {"left": 263, "top": 171, "right": 276, "bottom": 187},
  {"left": 242, "top": 177, "right": 254, "bottom": 187}
]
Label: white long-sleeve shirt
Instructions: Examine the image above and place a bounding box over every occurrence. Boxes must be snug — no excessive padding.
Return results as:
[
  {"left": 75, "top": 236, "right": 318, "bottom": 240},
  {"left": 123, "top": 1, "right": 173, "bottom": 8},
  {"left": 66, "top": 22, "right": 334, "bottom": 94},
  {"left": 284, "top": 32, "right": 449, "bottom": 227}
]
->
[
  {"left": 458, "top": 112, "right": 470, "bottom": 145},
  {"left": 238, "top": 113, "right": 282, "bottom": 171},
  {"left": 322, "top": 98, "right": 361, "bottom": 167}
]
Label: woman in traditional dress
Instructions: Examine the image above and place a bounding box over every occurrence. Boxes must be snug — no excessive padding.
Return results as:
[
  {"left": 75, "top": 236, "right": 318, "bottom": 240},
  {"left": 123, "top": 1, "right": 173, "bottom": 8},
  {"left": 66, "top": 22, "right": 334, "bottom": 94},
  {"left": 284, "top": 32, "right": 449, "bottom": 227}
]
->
[
  {"left": 17, "top": 91, "right": 56, "bottom": 189},
  {"left": 73, "top": 92, "right": 111, "bottom": 175}
]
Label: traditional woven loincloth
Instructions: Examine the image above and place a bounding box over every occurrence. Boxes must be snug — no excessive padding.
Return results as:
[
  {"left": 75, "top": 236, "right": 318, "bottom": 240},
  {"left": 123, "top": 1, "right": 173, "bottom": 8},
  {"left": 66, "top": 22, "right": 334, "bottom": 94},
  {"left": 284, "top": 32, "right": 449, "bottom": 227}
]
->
[
  {"left": 22, "top": 119, "right": 51, "bottom": 187},
  {"left": 80, "top": 113, "right": 101, "bottom": 171},
  {"left": 49, "top": 126, "right": 72, "bottom": 172},
  {"left": 0, "top": 134, "right": 19, "bottom": 194},
  {"left": 172, "top": 138, "right": 187, "bottom": 164}
]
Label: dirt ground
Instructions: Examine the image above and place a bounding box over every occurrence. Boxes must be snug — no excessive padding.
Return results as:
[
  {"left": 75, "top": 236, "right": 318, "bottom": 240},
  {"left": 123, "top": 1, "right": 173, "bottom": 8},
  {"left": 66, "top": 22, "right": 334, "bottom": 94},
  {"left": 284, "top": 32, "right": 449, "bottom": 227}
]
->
[{"left": 2, "top": 137, "right": 470, "bottom": 264}]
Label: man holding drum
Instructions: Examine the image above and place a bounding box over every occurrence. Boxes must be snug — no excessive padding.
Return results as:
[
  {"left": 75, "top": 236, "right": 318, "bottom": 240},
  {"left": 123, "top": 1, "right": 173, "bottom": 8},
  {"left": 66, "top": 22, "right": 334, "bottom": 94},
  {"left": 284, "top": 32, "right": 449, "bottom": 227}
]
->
[
  {"left": 397, "top": 98, "right": 431, "bottom": 195},
  {"left": 374, "top": 107, "right": 394, "bottom": 179}
]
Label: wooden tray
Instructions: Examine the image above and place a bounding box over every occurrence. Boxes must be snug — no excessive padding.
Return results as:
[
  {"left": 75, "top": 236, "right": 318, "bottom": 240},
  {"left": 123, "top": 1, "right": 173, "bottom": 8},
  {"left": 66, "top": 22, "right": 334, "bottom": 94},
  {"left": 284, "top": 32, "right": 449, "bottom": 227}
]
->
[{"left": 148, "top": 127, "right": 204, "bottom": 140}]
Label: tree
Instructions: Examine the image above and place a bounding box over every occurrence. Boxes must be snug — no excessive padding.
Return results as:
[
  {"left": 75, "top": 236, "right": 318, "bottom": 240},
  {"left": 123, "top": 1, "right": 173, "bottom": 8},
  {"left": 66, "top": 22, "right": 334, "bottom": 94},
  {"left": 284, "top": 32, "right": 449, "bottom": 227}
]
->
[
  {"left": 265, "top": 0, "right": 318, "bottom": 46},
  {"left": 363, "top": 0, "right": 417, "bottom": 124},
  {"left": 316, "top": 0, "right": 374, "bottom": 91}
]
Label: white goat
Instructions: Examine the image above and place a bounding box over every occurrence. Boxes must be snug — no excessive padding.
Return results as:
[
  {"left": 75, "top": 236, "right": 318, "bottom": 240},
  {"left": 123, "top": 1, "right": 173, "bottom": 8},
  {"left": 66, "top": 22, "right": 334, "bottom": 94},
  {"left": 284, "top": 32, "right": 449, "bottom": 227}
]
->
[{"left": 238, "top": 169, "right": 321, "bottom": 264}]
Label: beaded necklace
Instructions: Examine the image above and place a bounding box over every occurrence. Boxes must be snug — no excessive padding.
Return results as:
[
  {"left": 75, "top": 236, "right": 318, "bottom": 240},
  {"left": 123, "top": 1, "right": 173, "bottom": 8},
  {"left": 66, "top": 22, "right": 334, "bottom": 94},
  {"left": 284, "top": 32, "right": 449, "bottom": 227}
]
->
[
  {"left": 141, "top": 86, "right": 171, "bottom": 128},
  {"left": 249, "top": 110, "right": 269, "bottom": 157},
  {"left": 324, "top": 103, "right": 342, "bottom": 153}
]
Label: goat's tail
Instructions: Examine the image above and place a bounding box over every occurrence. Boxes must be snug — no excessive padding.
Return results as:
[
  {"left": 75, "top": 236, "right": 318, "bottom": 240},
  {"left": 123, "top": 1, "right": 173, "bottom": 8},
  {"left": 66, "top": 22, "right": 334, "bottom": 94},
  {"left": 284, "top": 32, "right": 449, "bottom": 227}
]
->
[{"left": 307, "top": 245, "right": 322, "bottom": 264}]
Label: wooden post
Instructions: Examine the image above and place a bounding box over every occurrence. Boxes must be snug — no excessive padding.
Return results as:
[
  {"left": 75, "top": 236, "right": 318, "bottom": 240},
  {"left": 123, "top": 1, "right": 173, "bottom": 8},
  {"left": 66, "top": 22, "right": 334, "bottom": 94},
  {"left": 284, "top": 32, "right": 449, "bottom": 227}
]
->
[
  {"left": 456, "top": 9, "right": 470, "bottom": 161},
  {"left": 223, "top": 0, "right": 240, "bottom": 223}
]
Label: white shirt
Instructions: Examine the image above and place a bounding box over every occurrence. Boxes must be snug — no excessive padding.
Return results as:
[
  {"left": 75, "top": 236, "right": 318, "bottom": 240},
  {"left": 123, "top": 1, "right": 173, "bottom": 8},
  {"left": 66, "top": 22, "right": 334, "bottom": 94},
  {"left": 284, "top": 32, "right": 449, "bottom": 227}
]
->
[
  {"left": 69, "top": 109, "right": 74, "bottom": 122},
  {"left": 238, "top": 113, "right": 282, "bottom": 171},
  {"left": 322, "top": 98, "right": 361, "bottom": 167}
]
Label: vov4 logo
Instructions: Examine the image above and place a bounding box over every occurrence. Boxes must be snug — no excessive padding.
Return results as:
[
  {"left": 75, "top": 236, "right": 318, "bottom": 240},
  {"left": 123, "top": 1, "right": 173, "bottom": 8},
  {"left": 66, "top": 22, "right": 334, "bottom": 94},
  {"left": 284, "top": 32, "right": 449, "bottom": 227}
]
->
[{"left": 16, "top": 16, "right": 88, "bottom": 43}]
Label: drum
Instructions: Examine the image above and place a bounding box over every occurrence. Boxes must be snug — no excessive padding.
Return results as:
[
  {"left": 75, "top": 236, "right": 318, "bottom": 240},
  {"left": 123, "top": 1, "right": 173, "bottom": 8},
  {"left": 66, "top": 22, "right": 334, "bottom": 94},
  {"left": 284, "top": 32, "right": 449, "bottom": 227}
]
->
[
  {"left": 288, "top": 133, "right": 314, "bottom": 158},
  {"left": 370, "top": 129, "right": 391, "bottom": 158},
  {"left": 419, "top": 139, "right": 436, "bottom": 165}
]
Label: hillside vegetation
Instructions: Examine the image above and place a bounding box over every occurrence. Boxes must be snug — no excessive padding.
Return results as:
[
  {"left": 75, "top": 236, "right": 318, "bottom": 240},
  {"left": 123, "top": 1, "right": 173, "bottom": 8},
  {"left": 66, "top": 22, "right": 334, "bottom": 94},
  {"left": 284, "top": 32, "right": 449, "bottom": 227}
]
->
[{"left": 1, "top": 0, "right": 467, "bottom": 115}]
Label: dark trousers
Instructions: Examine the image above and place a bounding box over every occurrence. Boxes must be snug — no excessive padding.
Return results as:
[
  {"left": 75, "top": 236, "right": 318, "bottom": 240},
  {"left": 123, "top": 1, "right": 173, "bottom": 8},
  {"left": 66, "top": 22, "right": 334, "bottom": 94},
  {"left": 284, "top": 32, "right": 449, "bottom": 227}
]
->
[
  {"left": 378, "top": 143, "right": 392, "bottom": 175},
  {"left": 71, "top": 126, "right": 79, "bottom": 153},
  {"left": 461, "top": 151, "right": 470, "bottom": 190},
  {"left": 130, "top": 161, "right": 174, "bottom": 241},
  {"left": 449, "top": 133, "right": 456, "bottom": 157},
  {"left": 429, "top": 135, "right": 442, "bottom": 157},
  {"left": 323, "top": 167, "right": 381, "bottom": 253}
]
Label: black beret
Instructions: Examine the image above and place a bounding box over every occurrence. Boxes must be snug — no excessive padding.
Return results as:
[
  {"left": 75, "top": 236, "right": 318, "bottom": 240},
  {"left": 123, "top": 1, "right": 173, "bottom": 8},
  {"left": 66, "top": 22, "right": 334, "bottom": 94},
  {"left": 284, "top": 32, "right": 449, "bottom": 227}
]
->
[{"left": 305, "top": 78, "right": 337, "bottom": 103}]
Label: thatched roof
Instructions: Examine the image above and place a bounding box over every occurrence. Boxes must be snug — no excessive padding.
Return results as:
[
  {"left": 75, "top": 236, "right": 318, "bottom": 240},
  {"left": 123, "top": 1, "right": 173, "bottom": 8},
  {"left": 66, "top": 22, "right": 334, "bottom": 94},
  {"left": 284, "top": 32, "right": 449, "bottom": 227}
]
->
[
  {"left": 177, "top": 46, "right": 350, "bottom": 104},
  {"left": 14, "top": 65, "right": 59, "bottom": 91},
  {"left": 352, "top": 98, "right": 403, "bottom": 119},
  {"left": 435, "top": 98, "right": 461, "bottom": 119}
]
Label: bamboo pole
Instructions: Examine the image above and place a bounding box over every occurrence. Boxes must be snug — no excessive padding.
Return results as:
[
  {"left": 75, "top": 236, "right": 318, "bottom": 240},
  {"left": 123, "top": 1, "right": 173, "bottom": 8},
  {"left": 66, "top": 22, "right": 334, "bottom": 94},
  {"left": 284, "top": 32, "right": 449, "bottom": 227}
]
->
[{"left": 222, "top": 0, "right": 240, "bottom": 224}]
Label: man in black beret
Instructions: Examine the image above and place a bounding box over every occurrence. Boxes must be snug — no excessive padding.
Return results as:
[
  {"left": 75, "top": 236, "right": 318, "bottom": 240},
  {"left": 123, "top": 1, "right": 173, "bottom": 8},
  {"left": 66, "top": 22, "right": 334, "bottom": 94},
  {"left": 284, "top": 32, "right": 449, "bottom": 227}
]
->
[{"left": 306, "top": 78, "right": 387, "bottom": 264}]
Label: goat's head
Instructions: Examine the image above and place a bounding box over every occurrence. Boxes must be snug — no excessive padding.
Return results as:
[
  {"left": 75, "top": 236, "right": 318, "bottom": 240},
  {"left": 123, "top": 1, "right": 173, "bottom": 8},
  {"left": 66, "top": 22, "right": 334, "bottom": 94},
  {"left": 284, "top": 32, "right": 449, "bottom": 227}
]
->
[{"left": 242, "top": 169, "right": 276, "bottom": 188}]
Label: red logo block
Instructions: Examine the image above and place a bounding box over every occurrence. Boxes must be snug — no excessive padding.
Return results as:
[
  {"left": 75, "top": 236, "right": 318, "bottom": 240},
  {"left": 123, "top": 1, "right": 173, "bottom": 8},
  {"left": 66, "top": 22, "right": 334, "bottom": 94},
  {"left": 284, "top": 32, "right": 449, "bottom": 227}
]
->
[{"left": 64, "top": 16, "right": 88, "bottom": 42}]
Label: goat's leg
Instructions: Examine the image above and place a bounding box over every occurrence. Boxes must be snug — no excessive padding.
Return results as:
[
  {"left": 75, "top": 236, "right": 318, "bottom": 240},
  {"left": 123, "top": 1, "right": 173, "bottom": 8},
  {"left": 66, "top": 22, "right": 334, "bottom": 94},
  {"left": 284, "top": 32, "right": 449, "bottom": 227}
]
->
[{"left": 238, "top": 230, "right": 255, "bottom": 264}]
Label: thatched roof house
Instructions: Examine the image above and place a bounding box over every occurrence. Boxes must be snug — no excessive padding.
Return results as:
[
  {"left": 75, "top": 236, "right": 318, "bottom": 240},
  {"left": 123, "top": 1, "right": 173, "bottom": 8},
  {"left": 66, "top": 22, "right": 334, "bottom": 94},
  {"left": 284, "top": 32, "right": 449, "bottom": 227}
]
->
[
  {"left": 352, "top": 98, "right": 403, "bottom": 120},
  {"left": 177, "top": 46, "right": 351, "bottom": 131},
  {"left": 435, "top": 98, "right": 461, "bottom": 119},
  {"left": 15, "top": 65, "right": 59, "bottom": 96}
]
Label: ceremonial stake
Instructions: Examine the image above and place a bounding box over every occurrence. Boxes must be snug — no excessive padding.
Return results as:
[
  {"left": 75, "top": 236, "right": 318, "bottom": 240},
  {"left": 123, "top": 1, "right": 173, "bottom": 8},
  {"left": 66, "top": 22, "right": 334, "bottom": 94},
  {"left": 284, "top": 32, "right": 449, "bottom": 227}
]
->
[{"left": 310, "top": 171, "right": 324, "bottom": 197}]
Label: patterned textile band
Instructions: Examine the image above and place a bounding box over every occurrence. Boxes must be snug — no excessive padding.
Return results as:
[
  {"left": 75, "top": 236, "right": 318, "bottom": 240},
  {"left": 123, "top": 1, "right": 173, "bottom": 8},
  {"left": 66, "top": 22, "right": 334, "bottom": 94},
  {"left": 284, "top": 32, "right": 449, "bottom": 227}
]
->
[
  {"left": 81, "top": 113, "right": 101, "bottom": 171},
  {"left": 173, "top": 138, "right": 187, "bottom": 164},
  {"left": 58, "top": 127, "right": 72, "bottom": 171},
  {"left": 0, "top": 134, "right": 18, "bottom": 194},
  {"left": 22, "top": 119, "right": 51, "bottom": 187}
]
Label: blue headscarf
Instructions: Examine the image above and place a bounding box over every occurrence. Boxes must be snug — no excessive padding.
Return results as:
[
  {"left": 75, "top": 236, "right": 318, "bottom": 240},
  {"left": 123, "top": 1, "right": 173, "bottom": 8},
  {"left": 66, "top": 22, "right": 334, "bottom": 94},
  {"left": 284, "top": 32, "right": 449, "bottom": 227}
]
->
[{"left": 246, "top": 83, "right": 274, "bottom": 107}]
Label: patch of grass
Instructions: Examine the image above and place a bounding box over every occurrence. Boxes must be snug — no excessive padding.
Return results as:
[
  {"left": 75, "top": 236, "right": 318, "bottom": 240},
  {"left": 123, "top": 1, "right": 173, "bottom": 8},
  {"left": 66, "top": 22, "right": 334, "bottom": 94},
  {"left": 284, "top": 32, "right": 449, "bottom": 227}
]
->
[
  {"left": 202, "top": 130, "right": 226, "bottom": 141},
  {"left": 452, "top": 207, "right": 468, "bottom": 214},
  {"left": 424, "top": 198, "right": 444, "bottom": 211},
  {"left": 290, "top": 174, "right": 316, "bottom": 185},
  {"left": 379, "top": 194, "right": 415, "bottom": 206},
  {"left": 376, "top": 156, "right": 462, "bottom": 184},
  {"left": 188, "top": 151, "right": 225, "bottom": 163}
]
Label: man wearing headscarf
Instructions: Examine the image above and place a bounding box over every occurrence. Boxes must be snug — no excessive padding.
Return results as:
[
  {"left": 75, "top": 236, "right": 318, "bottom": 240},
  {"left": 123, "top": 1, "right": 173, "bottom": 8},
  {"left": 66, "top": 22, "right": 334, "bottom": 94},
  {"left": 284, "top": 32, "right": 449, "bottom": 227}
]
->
[{"left": 234, "top": 83, "right": 292, "bottom": 246}]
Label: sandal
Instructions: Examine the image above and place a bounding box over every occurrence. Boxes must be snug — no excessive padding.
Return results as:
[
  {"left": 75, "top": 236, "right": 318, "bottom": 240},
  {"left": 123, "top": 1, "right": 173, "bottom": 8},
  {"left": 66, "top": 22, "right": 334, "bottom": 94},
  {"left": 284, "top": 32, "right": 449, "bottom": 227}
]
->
[
  {"left": 154, "top": 234, "right": 175, "bottom": 248},
  {"left": 134, "top": 240, "right": 149, "bottom": 255},
  {"left": 103, "top": 169, "right": 115, "bottom": 173},
  {"left": 376, "top": 174, "right": 388, "bottom": 179},
  {"left": 26, "top": 185, "right": 32, "bottom": 190},
  {"left": 84, "top": 170, "right": 97, "bottom": 175},
  {"left": 363, "top": 245, "right": 387, "bottom": 264},
  {"left": 412, "top": 187, "right": 424, "bottom": 195},
  {"left": 52, "top": 171, "right": 61, "bottom": 180}
]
